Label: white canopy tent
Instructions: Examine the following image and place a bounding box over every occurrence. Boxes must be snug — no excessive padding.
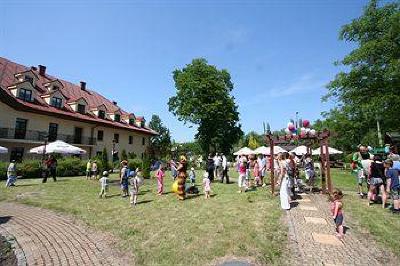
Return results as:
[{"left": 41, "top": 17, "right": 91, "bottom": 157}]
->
[
  {"left": 254, "top": 146, "right": 269, "bottom": 155},
  {"left": 290, "top": 145, "right": 309, "bottom": 156},
  {"left": 0, "top": 146, "right": 8, "bottom": 154},
  {"left": 29, "top": 140, "right": 87, "bottom": 155},
  {"left": 233, "top": 147, "right": 254, "bottom": 156},
  {"left": 312, "top": 146, "right": 343, "bottom": 155},
  {"left": 269, "top": 146, "right": 287, "bottom": 155}
]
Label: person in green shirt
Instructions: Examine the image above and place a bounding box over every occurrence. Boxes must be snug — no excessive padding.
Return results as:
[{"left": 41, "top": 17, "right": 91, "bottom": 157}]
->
[{"left": 352, "top": 145, "right": 373, "bottom": 197}]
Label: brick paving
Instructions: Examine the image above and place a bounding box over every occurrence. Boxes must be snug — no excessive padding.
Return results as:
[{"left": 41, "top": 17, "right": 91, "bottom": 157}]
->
[
  {"left": 0, "top": 203, "right": 132, "bottom": 266},
  {"left": 285, "top": 193, "right": 398, "bottom": 265}
]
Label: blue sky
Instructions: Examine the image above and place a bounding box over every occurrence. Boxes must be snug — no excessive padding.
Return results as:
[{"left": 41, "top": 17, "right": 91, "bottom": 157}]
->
[{"left": 0, "top": 0, "right": 369, "bottom": 142}]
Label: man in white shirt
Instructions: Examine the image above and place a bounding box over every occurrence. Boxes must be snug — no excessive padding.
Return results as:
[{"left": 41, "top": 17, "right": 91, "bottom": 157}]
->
[{"left": 221, "top": 153, "right": 229, "bottom": 183}]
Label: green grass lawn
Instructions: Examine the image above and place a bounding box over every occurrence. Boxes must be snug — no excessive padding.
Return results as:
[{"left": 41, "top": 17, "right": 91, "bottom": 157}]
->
[
  {"left": 330, "top": 168, "right": 400, "bottom": 254},
  {"left": 0, "top": 170, "right": 286, "bottom": 265}
]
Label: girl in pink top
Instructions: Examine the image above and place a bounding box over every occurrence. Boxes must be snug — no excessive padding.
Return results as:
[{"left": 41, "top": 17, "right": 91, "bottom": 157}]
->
[
  {"left": 156, "top": 164, "right": 165, "bottom": 195},
  {"left": 253, "top": 160, "right": 261, "bottom": 186},
  {"left": 203, "top": 172, "right": 211, "bottom": 199},
  {"left": 330, "top": 189, "right": 344, "bottom": 239},
  {"left": 238, "top": 158, "right": 247, "bottom": 193}
]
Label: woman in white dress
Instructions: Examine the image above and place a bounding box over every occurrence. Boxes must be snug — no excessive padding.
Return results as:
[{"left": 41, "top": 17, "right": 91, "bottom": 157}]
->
[{"left": 278, "top": 152, "right": 290, "bottom": 210}]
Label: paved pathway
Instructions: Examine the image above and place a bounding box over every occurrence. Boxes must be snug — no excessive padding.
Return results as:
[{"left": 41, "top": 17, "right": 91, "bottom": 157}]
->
[
  {"left": 0, "top": 203, "right": 132, "bottom": 266},
  {"left": 285, "top": 193, "right": 398, "bottom": 266}
]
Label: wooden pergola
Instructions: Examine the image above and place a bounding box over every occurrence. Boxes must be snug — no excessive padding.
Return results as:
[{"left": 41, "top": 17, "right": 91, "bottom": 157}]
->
[{"left": 265, "top": 129, "right": 332, "bottom": 195}]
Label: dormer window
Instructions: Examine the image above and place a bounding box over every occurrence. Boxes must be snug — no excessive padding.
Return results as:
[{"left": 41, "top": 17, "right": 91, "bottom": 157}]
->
[
  {"left": 25, "top": 75, "right": 34, "bottom": 84},
  {"left": 53, "top": 85, "right": 60, "bottom": 91},
  {"left": 77, "top": 104, "right": 86, "bottom": 114},
  {"left": 18, "top": 88, "right": 32, "bottom": 102},
  {"left": 98, "top": 110, "right": 106, "bottom": 119},
  {"left": 129, "top": 118, "right": 135, "bottom": 126},
  {"left": 114, "top": 113, "right": 121, "bottom": 122},
  {"left": 50, "top": 97, "right": 63, "bottom": 109}
]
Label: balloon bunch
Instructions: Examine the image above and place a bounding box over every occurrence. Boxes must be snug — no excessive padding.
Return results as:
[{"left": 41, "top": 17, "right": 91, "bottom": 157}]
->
[{"left": 285, "top": 119, "right": 316, "bottom": 137}]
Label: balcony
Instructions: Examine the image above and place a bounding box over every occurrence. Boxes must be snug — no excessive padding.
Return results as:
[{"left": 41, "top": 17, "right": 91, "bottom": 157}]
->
[{"left": 0, "top": 128, "right": 96, "bottom": 146}]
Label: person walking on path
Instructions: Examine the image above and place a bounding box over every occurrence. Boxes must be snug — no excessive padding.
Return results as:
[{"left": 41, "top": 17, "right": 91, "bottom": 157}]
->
[
  {"left": 5, "top": 160, "right": 17, "bottom": 187},
  {"left": 221, "top": 153, "right": 229, "bottom": 183},
  {"left": 156, "top": 164, "right": 165, "bottom": 195},
  {"left": 175, "top": 155, "right": 188, "bottom": 200},
  {"left": 43, "top": 155, "right": 57, "bottom": 183},
  {"left": 278, "top": 152, "right": 290, "bottom": 210}
]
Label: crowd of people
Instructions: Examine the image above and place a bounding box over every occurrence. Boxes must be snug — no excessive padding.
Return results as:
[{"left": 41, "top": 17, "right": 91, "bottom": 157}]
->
[{"left": 352, "top": 145, "right": 400, "bottom": 213}]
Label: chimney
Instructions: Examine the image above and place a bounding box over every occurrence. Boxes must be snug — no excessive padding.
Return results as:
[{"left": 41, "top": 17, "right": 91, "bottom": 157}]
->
[
  {"left": 38, "top": 65, "right": 46, "bottom": 76},
  {"left": 112, "top": 101, "right": 117, "bottom": 105},
  {"left": 80, "top": 81, "right": 86, "bottom": 91}
]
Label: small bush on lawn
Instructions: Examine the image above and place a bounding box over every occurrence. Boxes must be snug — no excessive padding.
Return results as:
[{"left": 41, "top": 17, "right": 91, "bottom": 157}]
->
[
  {"left": 57, "top": 158, "right": 86, "bottom": 177},
  {"left": 0, "top": 162, "right": 7, "bottom": 180},
  {"left": 128, "top": 159, "right": 143, "bottom": 172},
  {"left": 17, "top": 160, "right": 42, "bottom": 179}
]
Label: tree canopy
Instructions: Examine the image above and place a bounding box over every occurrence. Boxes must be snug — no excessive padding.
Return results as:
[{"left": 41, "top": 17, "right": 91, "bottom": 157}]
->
[
  {"left": 148, "top": 114, "right": 171, "bottom": 159},
  {"left": 168, "top": 58, "right": 243, "bottom": 155},
  {"left": 321, "top": 0, "right": 400, "bottom": 152}
]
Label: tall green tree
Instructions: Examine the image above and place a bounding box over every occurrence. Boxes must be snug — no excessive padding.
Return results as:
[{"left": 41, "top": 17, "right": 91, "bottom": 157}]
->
[
  {"left": 322, "top": 0, "right": 400, "bottom": 151},
  {"left": 148, "top": 114, "right": 171, "bottom": 159},
  {"left": 168, "top": 58, "right": 243, "bottom": 155}
]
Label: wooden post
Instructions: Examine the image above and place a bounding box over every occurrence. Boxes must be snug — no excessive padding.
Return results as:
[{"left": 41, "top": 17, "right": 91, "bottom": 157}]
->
[
  {"left": 320, "top": 140, "right": 327, "bottom": 193},
  {"left": 325, "top": 137, "right": 332, "bottom": 193}
]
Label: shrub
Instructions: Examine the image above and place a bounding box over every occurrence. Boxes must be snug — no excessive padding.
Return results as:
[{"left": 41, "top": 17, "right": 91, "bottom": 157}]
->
[
  {"left": 17, "top": 160, "right": 42, "bottom": 179},
  {"left": 56, "top": 158, "right": 86, "bottom": 177},
  {"left": 142, "top": 156, "right": 151, "bottom": 178},
  {"left": 128, "top": 159, "right": 143, "bottom": 171},
  {"left": 121, "top": 149, "right": 128, "bottom": 161},
  {"left": 0, "top": 162, "right": 8, "bottom": 180}
]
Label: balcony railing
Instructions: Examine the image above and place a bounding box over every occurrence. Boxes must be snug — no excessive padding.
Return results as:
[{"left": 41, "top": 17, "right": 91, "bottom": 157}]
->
[{"left": 0, "top": 128, "right": 96, "bottom": 145}]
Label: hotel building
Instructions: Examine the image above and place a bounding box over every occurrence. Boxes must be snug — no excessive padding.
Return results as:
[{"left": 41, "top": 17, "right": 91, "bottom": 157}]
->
[{"left": 0, "top": 57, "right": 157, "bottom": 162}]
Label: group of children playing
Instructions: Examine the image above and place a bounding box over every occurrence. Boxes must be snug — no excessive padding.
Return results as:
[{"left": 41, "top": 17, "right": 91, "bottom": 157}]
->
[{"left": 97, "top": 161, "right": 213, "bottom": 204}]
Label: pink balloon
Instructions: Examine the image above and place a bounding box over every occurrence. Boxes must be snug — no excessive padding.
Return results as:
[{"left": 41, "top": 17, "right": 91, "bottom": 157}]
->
[
  {"left": 288, "top": 124, "right": 295, "bottom": 131},
  {"left": 303, "top": 120, "right": 310, "bottom": 128}
]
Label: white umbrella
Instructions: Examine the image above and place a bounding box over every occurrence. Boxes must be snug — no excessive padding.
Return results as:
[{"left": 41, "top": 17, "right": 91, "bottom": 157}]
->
[
  {"left": 259, "top": 146, "right": 287, "bottom": 155},
  {"left": 290, "top": 145, "right": 309, "bottom": 156},
  {"left": 29, "top": 140, "right": 87, "bottom": 155},
  {"left": 254, "top": 146, "right": 269, "bottom": 155},
  {"left": 0, "top": 146, "right": 8, "bottom": 154},
  {"left": 312, "top": 146, "right": 343, "bottom": 155},
  {"left": 233, "top": 147, "right": 254, "bottom": 156}
]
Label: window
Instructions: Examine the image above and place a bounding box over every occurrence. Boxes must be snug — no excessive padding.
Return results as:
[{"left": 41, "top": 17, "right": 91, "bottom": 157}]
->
[
  {"left": 74, "top": 127, "right": 83, "bottom": 144},
  {"left": 14, "top": 118, "right": 27, "bottom": 139},
  {"left": 129, "top": 136, "right": 133, "bottom": 144},
  {"left": 114, "top": 133, "right": 119, "bottom": 143},
  {"left": 50, "top": 97, "right": 63, "bottom": 109},
  {"left": 141, "top": 153, "right": 144, "bottom": 159},
  {"left": 114, "top": 114, "right": 121, "bottom": 122},
  {"left": 77, "top": 104, "right": 86, "bottom": 114},
  {"left": 17, "top": 88, "right": 32, "bottom": 102},
  {"left": 10, "top": 147, "right": 24, "bottom": 162},
  {"left": 98, "top": 110, "right": 106, "bottom": 119},
  {"left": 142, "top": 137, "right": 145, "bottom": 146},
  {"left": 48, "top": 123, "right": 58, "bottom": 142},
  {"left": 25, "top": 75, "right": 33, "bottom": 84},
  {"left": 97, "top": 130, "right": 104, "bottom": 141},
  {"left": 53, "top": 85, "right": 59, "bottom": 91},
  {"left": 129, "top": 119, "right": 135, "bottom": 126},
  {"left": 96, "top": 151, "right": 102, "bottom": 156}
]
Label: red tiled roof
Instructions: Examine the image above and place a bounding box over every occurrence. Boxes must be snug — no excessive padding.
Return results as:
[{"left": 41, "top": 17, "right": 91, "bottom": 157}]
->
[{"left": 0, "top": 57, "right": 157, "bottom": 136}]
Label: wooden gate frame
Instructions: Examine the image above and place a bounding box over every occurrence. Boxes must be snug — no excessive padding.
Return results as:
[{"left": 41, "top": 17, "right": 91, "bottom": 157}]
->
[{"left": 265, "top": 129, "right": 332, "bottom": 195}]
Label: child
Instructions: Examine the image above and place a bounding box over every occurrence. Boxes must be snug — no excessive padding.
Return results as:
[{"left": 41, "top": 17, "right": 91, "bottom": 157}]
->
[
  {"left": 86, "top": 160, "right": 92, "bottom": 180},
  {"left": 91, "top": 160, "right": 98, "bottom": 180},
  {"left": 202, "top": 172, "right": 211, "bottom": 199},
  {"left": 304, "top": 154, "right": 316, "bottom": 191},
  {"left": 384, "top": 159, "right": 400, "bottom": 213},
  {"left": 6, "top": 160, "right": 17, "bottom": 187},
  {"left": 120, "top": 161, "right": 130, "bottom": 197},
  {"left": 189, "top": 167, "right": 196, "bottom": 185},
  {"left": 330, "top": 189, "right": 344, "bottom": 239},
  {"left": 238, "top": 157, "right": 247, "bottom": 193},
  {"left": 245, "top": 158, "right": 251, "bottom": 188},
  {"left": 253, "top": 159, "right": 261, "bottom": 186},
  {"left": 130, "top": 168, "right": 142, "bottom": 206},
  {"left": 156, "top": 164, "right": 165, "bottom": 195},
  {"left": 99, "top": 171, "right": 109, "bottom": 198}
]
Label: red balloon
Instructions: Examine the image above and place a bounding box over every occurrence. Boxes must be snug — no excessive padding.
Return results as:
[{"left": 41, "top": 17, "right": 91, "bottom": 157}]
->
[{"left": 303, "top": 120, "right": 310, "bottom": 128}]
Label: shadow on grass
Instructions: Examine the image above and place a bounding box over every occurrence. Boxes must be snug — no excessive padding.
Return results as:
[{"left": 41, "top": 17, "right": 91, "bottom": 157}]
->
[
  {"left": 137, "top": 200, "right": 153, "bottom": 205},
  {"left": 16, "top": 184, "right": 39, "bottom": 187},
  {"left": 185, "top": 194, "right": 201, "bottom": 200}
]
